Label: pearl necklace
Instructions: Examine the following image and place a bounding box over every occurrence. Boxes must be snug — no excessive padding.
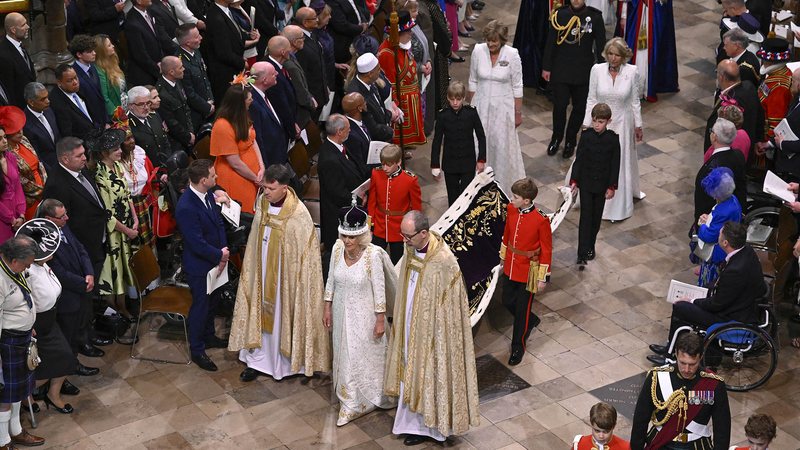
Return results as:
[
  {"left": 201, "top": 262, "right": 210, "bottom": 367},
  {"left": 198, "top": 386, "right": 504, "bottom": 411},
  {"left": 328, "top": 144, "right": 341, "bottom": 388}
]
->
[{"left": 345, "top": 249, "right": 364, "bottom": 262}]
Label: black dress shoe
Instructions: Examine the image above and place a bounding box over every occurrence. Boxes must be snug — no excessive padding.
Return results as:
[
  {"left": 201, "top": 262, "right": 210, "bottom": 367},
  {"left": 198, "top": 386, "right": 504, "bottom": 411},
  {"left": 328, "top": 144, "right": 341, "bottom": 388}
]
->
[
  {"left": 546, "top": 139, "right": 560, "bottom": 156},
  {"left": 44, "top": 395, "right": 74, "bottom": 414},
  {"left": 192, "top": 353, "right": 218, "bottom": 372},
  {"left": 403, "top": 434, "right": 428, "bottom": 446},
  {"left": 508, "top": 348, "right": 524, "bottom": 366},
  {"left": 79, "top": 344, "right": 104, "bottom": 358},
  {"left": 646, "top": 354, "right": 667, "bottom": 365},
  {"left": 92, "top": 337, "right": 113, "bottom": 346},
  {"left": 458, "top": 31, "right": 471, "bottom": 38},
  {"left": 448, "top": 55, "right": 465, "bottom": 63},
  {"left": 75, "top": 363, "right": 100, "bottom": 376},
  {"left": 562, "top": 142, "right": 576, "bottom": 159},
  {"left": 61, "top": 380, "right": 80, "bottom": 396},
  {"left": 205, "top": 336, "right": 229, "bottom": 349},
  {"left": 239, "top": 367, "right": 263, "bottom": 382},
  {"left": 649, "top": 344, "right": 669, "bottom": 355},
  {"left": 586, "top": 249, "right": 595, "bottom": 260}
]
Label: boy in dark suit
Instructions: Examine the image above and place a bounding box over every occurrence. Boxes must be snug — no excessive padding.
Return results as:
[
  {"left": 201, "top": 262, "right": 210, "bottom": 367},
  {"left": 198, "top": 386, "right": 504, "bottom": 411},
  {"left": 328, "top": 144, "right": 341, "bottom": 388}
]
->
[
  {"left": 430, "top": 80, "right": 487, "bottom": 205},
  {"left": 570, "top": 103, "right": 620, "bottom": 266}
]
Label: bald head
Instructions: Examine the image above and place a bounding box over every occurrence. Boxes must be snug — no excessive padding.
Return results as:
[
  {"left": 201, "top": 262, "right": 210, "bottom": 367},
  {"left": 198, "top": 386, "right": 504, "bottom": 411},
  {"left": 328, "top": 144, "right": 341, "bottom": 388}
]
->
[
  {"left": 160, "top": 56, "right": 184, "bottom": 80},
  {"left": 342, "top": 92, "right": 366, "bottom": 117},
  {"left": 791, "top": 69, "right": 800, "bottom": 97},
  {"left": 283, "top": 25, "right": 305, "bottom": 51},
  {"left": 268, "top": 35, "right": 291, "bottom": 62},
  {"left": 295, "top": 7, "right": 316, "bottom": 22},
  {"left": 5, "top": 13, "right": 29, "bottom": 41},
  {"left": 717, "top": 59, "right": 740, "bottom": 89},
  {"left": 251, "top": 61, "right": 278, "bottom": 90}
]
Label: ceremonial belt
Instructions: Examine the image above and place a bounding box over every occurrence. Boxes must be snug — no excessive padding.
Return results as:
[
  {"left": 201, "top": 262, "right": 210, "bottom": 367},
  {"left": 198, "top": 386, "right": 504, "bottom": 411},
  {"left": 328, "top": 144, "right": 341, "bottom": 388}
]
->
[
  {"left": 645, "top": 376, "right": 719, "bottom": 450},
  {"left": 378, "top": 205, "right": 411, "bottom": 216},
  {"left": 508, "top": 245, "right": 540, "bottom": 260}
]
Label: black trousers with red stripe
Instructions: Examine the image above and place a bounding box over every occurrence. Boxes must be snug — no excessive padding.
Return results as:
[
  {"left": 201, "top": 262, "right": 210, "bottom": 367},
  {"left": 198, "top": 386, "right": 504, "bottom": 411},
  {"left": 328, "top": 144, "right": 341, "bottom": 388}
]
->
[{"left": 502, "top": 276, "right": 538, "bottom": 352}]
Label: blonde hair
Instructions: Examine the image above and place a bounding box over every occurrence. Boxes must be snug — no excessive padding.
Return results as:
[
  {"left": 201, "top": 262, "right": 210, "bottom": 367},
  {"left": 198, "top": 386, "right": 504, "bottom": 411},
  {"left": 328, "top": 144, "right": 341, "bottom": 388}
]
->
[
  {"left": 94, "top": 34, "right": 124, "bottom": 89},
  {"left": 380, "top": 144, "right": 403, "bottom": 164},
  {"left": 447, "top": 81, "right": 466, "bottom": 99},
  {"left": 602, "top": 37, "right": 633, "bottom": 63},
  {"left": 482, "top": 20, "right": 509, "bottom": 44}
]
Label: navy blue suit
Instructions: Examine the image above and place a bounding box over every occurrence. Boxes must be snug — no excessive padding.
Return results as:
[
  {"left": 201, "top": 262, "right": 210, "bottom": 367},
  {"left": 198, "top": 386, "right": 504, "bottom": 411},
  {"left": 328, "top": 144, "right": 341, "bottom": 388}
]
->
[
  {"left": 49, "top": 224, "right": 94, "bottom": 354},
  {"left": 175, "top": 188, "right": 227, "bottom": 356},
  {"left": 250, "top": 91, "right": 289, "bottom": 166},
  {"left": 23, "top": 106, "right": 61, "bottom": 171},
  {"left": 265, "top": 58, "right": 298, "bottom": 139},
  {"left": 73, "top": 62, "right": 109, "bottom": 126}
]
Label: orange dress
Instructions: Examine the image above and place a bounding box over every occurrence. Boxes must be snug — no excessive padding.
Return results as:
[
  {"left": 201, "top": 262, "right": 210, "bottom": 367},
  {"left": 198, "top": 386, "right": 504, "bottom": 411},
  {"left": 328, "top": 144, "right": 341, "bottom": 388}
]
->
[
  {"left": 210, "top": 118, "right": 260, "bottom": 213},
  {"left": 13, "top": 141, "right": 46, "bottom": 220}
]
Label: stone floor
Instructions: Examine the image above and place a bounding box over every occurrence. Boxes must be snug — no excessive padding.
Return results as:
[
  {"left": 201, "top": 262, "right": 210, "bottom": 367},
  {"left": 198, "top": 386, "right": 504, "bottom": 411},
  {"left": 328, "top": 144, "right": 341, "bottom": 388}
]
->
[{"left": 29, "top": 0, "right": 800, "bottom": 448}]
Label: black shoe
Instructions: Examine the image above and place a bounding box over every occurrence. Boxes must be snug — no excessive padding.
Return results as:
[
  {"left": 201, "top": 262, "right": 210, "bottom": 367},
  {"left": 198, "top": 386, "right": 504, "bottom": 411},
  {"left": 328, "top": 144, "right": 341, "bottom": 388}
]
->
[
  {"left": 524, "top": 314, "right": 540, "bottom": 341},
  {"left": 239, "top": 367, "right": 263, "bottom": 382},
  {"left": 562, "top": 142, "right": 576, "bottom": 159},
  {"left": 649, "top": 343, "right": 669, "bottom": 355},
  {"left": 458, "top": 31, "right": 471, "bottom": 38},
  {"left": 60, "top": 380, "right": 80, "bottom": 396},
  {"left": 586, "top": 249, "right": 595, "bottom": 260},
  {"left": 75, "top": 363, "right": 100, "bottom": 376},
  {"left": 508, "top": 348, "right": 524, "bottom": 366},
  {"left": 448, "top": 55, "right": 465, "bottom": 63},
  {"left": 21, "top": 402, "right": 40, "bottom": 414},
  {"left": 79, "top": 344, "right": 104, "bottom": 358},
  {"left": 192, "top": 353, "right": 218, "bottom": 372},
  {"left": 44, "top": 395, "right": 74, "bottom": 414},
  {"left": 205, "top": 336, "right": 229, "bottom": 349},
  {"left": 403, "top": 434, "right": 428, "bottom": 446},
  {"left": 91, "top": 337, "right": 113, "bottom": 346},
  {"left": 546, "top": 138, "right": 560, "bottom": 156},
  {"left": 471, "top": 1, "right": 484, "bottom": 9},
  {"left": 646, "top": 354, "right": 667, "bottom": 365}
]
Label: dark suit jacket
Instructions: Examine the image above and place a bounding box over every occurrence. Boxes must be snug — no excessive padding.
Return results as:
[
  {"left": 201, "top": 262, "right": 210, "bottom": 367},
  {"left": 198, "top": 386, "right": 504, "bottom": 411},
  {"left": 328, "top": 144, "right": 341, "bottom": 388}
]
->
[
  {"left": 157, "top": 77, "right": 194, "bottom": 148},
  {"left": 73, "top": 62, "right": 109, "bottom": 126},
  {"left": 704, "top": 81, "right": 764, "bottom": 151},
  {"left": 326, "top": 0, "right": 364, "bottom": 63},
  {"left": 283, "top": 56, "right": 315, "bottom": 128},
  {"left": 23, "top": 107, "right": 61, "bottom": 170},
  {"left": 129, "top": 112, "right": 173, "bottom": 166},
  {"left": 344, "top": 117, "right": 370, "bottom": 179},
  {"left": 265, "top": 58, "right": 298, "bottom": 139},
  {"left": 243, "top": 0, "right": 279, "bottom": 56},
  {"left": 695, "top": 245, "right": 765, "bottom": 324},
  {"left": 41, "top": 165, "right": 109, "bottom": 266},
  {"left": 48, "top": 224, "right": 94, "bottom": 313},
  {"left": 0, "top": 38, "right": 36, "bottom": 108},
  {"left": 746, "top": 0, "right": 772, "bottom": 37},
  {"left": 202, "top": 3, "right": 246, "bottom": 103},
  {"left": 250, "top": 90, "right": 289, "bottom": 166},
  {"left": 124, "top": 8, "right": 169, "bottom": 87},
  {"left": 178, "top": 47, "right": 214, "bottom": 132},
  {"left": 295, "top": 33, "right": 328, "bottom": 111},
  {"left": 149, "top": 0, "right": 181, "bottom": 37},
  {"left": 571, "top": 128, "right": 620, "bottom": 194},
  {"left": 345, "top": 77, "right": 394, "bottom": 142},
  {"left": 774, "top": 99, "right": 800, "bottom": 179},
  {"left": 694, "top": 147, "right": 747, "bottom": 221},
  {"left": 85, "top": 0, "right": 124, "bottom": 42},
  {"left": 430, "top": 105, "right": 487, "bottom": 173},
  {"left": 175, "top": 188, "right": 227, "bottom": 276},
  {"left": 0, "top": 79, "right": 10, "bottom": 106},
  {"left": 49, "top": 87, "right": 100, "bottom": 140},
  {"left": 318, "top": 139, "right": 365, "bottom": 250}
]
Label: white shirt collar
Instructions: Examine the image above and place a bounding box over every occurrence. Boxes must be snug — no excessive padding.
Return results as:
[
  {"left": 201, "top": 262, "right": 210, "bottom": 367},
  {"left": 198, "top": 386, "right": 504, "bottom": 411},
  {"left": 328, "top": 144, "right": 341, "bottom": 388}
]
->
[
  {"left": 189, "top": 184, "right": 208, "bottom": 204},
  {"left": 162, "top": 76, "right": 176, "bottom": 87},
  {"left": 75, "top": 60, "right": 92, "bottom": 74},
  {"left": 731, "top": 49, "right": 745, "bottom": 61},
  {"left": 725, "top": 246, "right": 743, "bottom": 262},
  {"left": 301, "top": 28, "right": 311, "bottom": 38},
  {"left": 357, "top": 76, "right": 372, "bottom": 90},
  {"left": 135, "top": 6, "right": 150, "bottom": 19},
  {"left": 268, "top": 56, "right": 283, "bottom": 70},
  {"left": 711, "top": 145, "right": 731, "bottom": 155},
  {"left": 252, "top": 85, "right": 267, "bottom": 99},
  {"left": 180, "top": 46, "right": 194, "bottom": 56},
  {"left": 60, "top": 163, "right": 81, "bottom": 178},
  {"left": 216, "top": 3, "right": 231, "bottom": 15},
  {"left": 327, "top": 137, "right": 344, "bottom": 152},
  {"left": 27, "top": 105, "right": 44, "bottom": 118},
  {"left": 348, "top": 117, "right": 363, "bottom": 127},
  {"left": 5, "top": 35, "right": 22, "bottom": 50}
]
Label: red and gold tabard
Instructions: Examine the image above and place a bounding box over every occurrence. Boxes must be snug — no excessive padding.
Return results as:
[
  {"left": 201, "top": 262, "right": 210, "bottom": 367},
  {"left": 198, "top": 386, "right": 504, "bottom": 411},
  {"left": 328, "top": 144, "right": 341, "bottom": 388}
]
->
[
  {"left": 377, "top": 40, "right": 427, "bottom": 146},
  {"left": 500, "top": 203, "right": 552, "bottom": 292},
  {"left": 572, "top": 434, "right": 631, "bottom": 450},
  {"left": 758, "top": 65, "right": 792, "bottom": 140},
  {"left": 367, "top": 167, "right": 422, "bottom": 242}
]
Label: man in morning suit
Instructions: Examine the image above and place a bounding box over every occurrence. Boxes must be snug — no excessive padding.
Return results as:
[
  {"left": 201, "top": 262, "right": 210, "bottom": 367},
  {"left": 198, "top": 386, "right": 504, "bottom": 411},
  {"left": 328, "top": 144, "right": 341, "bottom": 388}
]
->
[
  {"left": 175, "top": 159, "right": 230, "bottom": 372},
  {"left": 49, "top": 64, "right": 102, "bottom": 140},
  {"left": 203, "top": 0, "right": 246, "bottom": 103},
  {"left": 342, "top": 92, "right": 371, "bottom": 179},
  {"left": 41, "top": 199, "right": 100, "bottom": 377},
  {"left": 281, "top": 28, "right": 317, "bottom": 130},
  {"left": 768, "top": 70, "right": 800, "bottom": 181},
  {"left": 721, "top": 27, "right": 760, "bottom": 89},
  {"left": 149, "top": 0, "right": 181, "bottom": 37},
  {"left": 250, "top": 62, "right": 289, "bottom": 167},
  {"left": 294, "top": 7, "right": 329, "bottom": 117},
  {"left": 125, "top": 0, "right": 174, "bottom": 87},
  {"left": 157, "top": 56, "right": 196, "bottom": 151},
  {"left": 23, "top": 82, "right": 61, "bottom": 170},
  {"left": 265, "top": 37, "right": 299, "bottom": 141},
  {"left": 127, "top": 85, "right": 173, "bottom": 167},
  {"left": 317, "top": 115, "right": 366, "bottom": 252},
  {"left": 69, "top": 34, "right": 109, "bottom": 127},
  {"left": 704, "top": 60, "right": 763, "bottom": 152},
  {"left": 176, "top": 24, "right": 215, "bottom": 133},
  {"left": 345, "top": 53, "right": 394, "bottom": 143},
  {"left": 0, "top": 13, "right": 36, "bottom": 108},
  {"left": 695, "top": 119, "right": 747, "bottom": 222},
  {"left": 542, "top": 0, "right": 606, "bottom": 159}
]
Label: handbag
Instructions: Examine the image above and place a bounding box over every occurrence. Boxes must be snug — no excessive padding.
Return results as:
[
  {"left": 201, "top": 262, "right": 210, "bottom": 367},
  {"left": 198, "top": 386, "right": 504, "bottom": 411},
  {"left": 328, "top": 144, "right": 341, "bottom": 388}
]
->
[
  {"left": 692, "top": 235, "right": 715, "bottom": 262},
  {"left": 27, "top": 337, "right": 40, "bottom": 370}
]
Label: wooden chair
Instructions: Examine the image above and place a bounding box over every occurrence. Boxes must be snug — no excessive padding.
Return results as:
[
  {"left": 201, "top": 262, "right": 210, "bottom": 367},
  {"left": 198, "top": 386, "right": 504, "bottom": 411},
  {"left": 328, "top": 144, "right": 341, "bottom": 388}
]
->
[{"left": 129, "top": 245, "right": 193, "bottom": 364}]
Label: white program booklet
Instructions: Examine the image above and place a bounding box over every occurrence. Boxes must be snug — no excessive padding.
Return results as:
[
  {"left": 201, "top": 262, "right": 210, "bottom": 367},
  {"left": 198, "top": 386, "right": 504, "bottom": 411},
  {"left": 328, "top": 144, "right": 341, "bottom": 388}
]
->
[
  {"left": 219, "top": 199, "right": 241, "bottom": 227},
  {"left": 774, "top": 118, "right": 799, "bottom": 142},
  {"left": 666, "top": 280, "right": 708, "bottom": 304},
  {"left": 763, "top": 170, "right": 796, "bottom": 203},
  {"left": 367, "top": 141, "right": 391, "bottom": 165},
  {"left": 207, "top": 262, "right": 229, "bottom": 294},
  {"left": 352, "top": 179, "right": 371, "bottom": 199}
]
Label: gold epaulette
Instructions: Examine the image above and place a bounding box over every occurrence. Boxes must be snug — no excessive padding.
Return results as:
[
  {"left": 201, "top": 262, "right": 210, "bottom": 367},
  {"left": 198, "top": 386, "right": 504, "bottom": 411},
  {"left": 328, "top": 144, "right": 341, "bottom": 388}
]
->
[
  {"left": 403, "top": 169, "right": 417, "bottom": 178},
  {"left": 537, "top": 208, "right": 548, "bottom": 218},
  {"left": 700, "top": 371, "right": 724, "bottom": 382},
  {"left": 650, "top": 365, "right": 674, "bottom": 373}
]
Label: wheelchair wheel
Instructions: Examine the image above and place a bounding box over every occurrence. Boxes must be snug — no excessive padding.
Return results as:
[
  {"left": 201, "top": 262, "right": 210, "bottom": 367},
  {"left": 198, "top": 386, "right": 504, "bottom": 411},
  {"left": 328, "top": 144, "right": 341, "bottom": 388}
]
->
[{"left": 702, "top": 323, "right": 777, "bottom": 392}]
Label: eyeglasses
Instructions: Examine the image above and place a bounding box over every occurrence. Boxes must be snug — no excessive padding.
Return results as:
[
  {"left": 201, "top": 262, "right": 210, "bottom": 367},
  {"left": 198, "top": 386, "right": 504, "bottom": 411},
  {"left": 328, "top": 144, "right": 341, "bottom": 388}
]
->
[
  {"left": 132, "top": 101, "right": 152, "bottom": 107},
  {"left": 51, "top": 213, "right": 68, "bottom": 220},
  {"left": 401, "top": 230, "right": 422, "bottom": 241}
]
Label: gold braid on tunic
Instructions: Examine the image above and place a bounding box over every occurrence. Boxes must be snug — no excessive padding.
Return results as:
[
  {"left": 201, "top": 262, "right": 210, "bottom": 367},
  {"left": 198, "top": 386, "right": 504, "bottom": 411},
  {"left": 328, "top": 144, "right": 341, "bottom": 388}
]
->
[
  {"left": 649, "top": 366, "right": 688, "bottom": 431},
  {"left": 550, "top": 8, "right": 584, "bottom": 45}
]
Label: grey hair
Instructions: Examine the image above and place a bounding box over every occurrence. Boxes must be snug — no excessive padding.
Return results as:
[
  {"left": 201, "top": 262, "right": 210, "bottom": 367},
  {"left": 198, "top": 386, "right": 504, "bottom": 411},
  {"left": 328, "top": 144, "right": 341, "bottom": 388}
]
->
[
  {"left": 721, "top": 0, "right": 745, "bottom": 7},
  {"left": 127, "top": 85, "right": 151, "bottom": 105},
  {"left": 723, "top": 28, "right": 749, "bottom": 50},
  {"left": 404, "top": 210, "right": 429, "bottom": 232},
  {"left": 325, "top": 114, "right": 348, "bottom": 136},
  {"left": 0, "top": 235, "right": 38, "bottom": 263},
  {"left": 712, "top": 118, "right": 737, "bottom": 145},
  {"left": 38, "top": 198, "right": 65, "bottom": 218},
  {"left": 56, "top": 136, "right": 84, "bottom": 158},
  {"left": 706, "top": 171, "right": 736, "bottom": 200},
  {"left": 23, "top": 82, "right": 47, "bottom": 101}
]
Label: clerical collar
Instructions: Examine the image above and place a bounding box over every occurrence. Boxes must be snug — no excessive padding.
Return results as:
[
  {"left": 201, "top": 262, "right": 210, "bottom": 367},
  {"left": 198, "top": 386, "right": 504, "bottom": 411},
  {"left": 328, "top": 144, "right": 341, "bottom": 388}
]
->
[
  {"left": 270, "top": 196, "right": 286, "bottom": 207},
  {"left": 417, "top": 241, "right": 430, "bottom": 254},
  {"left": 519, "top": 203, "right": 534, "bottom": 214},
  {"left": 388, "top": 167, "right": 401, "bottom": 178}
]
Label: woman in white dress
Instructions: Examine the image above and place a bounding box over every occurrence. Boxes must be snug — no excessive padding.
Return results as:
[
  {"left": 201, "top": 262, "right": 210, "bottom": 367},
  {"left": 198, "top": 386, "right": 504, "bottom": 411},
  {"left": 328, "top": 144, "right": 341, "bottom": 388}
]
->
[
  {"left": 582, "top": 37, "right": 644, "bottom": 221},
  {"left": 467, "top": 20, "right": 525, "bottom": 195},
  {"left": 323, "top": 203, "right": 397, "bottom": 426}
]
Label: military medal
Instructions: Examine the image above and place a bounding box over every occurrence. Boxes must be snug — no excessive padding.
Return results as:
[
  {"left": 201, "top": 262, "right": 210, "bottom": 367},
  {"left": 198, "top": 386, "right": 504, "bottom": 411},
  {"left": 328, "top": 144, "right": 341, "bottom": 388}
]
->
[{"left": 708, "top": 390, "right": 714, "bottom": 405}]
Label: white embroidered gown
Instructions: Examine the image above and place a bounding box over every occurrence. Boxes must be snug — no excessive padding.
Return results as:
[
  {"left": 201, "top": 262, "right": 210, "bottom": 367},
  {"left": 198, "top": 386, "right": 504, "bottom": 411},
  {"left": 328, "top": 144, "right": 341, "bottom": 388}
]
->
[{"left": 325, "top": 242, "right": 396, "bottom": 426}]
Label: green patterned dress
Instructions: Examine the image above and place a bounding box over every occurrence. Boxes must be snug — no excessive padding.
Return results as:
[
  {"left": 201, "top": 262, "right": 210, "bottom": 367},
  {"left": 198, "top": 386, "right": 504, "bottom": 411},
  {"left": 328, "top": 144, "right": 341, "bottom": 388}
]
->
[{"left": 95, "top": 161, "right": 138, "bottom": 295}]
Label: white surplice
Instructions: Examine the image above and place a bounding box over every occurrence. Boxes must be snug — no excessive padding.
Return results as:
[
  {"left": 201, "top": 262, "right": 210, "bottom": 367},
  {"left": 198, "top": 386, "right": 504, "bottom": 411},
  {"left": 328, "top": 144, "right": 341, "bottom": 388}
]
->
[
  {"left": 239, "top": 204, "right": 303, "bottom": 379},
  {"left": 582, "top": 62, "right": 643, "bottom": 221},
  {"left": 469, "top": 43, "right": 525, "bottom": 195}
]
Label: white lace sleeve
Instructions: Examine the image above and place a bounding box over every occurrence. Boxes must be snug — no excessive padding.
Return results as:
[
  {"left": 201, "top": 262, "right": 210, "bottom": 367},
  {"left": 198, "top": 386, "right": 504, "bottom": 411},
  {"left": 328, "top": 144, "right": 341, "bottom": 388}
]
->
[
  {"left": 324, "top": 241, "right": 341, "bottom": 302},
  {"left": 368, "top": 246, "right": 387, "bottom": 313}
]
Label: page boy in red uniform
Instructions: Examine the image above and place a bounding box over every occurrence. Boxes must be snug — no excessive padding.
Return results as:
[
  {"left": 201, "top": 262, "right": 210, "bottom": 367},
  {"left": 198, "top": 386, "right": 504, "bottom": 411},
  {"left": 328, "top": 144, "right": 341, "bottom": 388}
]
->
[{"left": 572, "top": 403, "right": 630, "bottom": 450}]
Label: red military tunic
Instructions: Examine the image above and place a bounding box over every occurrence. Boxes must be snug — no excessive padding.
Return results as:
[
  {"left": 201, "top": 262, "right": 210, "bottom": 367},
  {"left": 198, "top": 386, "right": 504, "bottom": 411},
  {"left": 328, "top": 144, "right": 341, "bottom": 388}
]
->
[
  {"left": 758, "top": 65, "right": 792, "bottom": 140},
  {"left": 501, "top": 203, "right": 552, "bottom": 290},
  {"left": 367, "top": 167, "right": 422, "bottom": 242},
  {"left": 572, "top": 434, "right": 631, "bottom": 450},
  {"left": 377, "top": 40, "right": 427, "bottom": 146}
]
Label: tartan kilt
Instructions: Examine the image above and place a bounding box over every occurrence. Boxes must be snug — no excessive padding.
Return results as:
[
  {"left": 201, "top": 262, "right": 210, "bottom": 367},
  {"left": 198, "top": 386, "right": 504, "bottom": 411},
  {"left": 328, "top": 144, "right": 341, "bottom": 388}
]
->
[
  {"left": 0, "top": 330, "right": 35, "bottom": 403},
  {"left": 132, "top": 194, "right": 155, "bottom": 248}
]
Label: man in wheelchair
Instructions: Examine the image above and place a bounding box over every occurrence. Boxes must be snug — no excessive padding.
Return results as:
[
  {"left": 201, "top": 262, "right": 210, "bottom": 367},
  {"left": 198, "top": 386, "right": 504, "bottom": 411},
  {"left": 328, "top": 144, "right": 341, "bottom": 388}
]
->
[
  {"left": 648, "top": 221, "right": 766, "bottom": 366},
  {"left": 631, "top": 332, "right": 731, "bottom": 450}
]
